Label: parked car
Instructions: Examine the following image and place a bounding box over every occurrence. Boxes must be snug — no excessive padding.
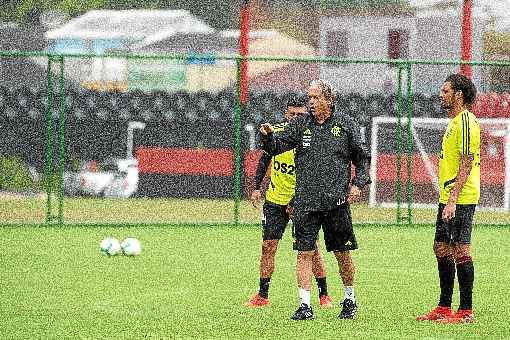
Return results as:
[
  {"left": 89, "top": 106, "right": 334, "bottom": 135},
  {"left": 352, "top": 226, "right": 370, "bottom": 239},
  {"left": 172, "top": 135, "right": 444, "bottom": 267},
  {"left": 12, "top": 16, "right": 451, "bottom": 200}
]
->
[{"left": 64, "top": 158, "right": 139, "bottom": 198}]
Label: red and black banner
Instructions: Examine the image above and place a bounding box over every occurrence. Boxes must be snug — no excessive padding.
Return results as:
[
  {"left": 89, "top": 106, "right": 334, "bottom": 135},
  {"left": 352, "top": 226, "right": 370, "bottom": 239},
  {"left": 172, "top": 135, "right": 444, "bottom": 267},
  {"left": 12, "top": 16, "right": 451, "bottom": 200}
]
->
[{"left": 136, "top": 148, "right": 263, "bottom": 198}]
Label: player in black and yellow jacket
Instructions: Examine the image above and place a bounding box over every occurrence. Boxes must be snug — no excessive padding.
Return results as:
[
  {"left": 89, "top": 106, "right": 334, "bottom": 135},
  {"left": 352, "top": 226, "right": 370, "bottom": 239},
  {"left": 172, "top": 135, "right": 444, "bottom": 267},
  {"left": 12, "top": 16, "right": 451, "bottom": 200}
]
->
[{"left": 244, "top": 95, "right": 333, "bottom": 308}]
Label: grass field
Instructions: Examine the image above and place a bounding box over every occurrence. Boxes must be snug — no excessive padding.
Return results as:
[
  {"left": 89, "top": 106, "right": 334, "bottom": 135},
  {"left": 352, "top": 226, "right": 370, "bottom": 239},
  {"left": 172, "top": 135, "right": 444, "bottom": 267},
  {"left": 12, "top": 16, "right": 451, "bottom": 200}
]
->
[
  {"left": 1, "top": 224, "right": 509, "bottom": 339},
  {"left": 1, "top": 197, "right": 510, "bottom": 225}
]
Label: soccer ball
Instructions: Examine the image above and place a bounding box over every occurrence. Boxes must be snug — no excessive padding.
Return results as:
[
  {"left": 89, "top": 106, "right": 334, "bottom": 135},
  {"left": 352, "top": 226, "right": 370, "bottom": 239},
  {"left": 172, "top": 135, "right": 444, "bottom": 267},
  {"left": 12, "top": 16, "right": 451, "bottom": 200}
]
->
[
  {"left": 121, "top": 238, "right": 142, "bottom": 256},
  {"left": 99, "top": 237, "right": 121, "bottom": 256}
]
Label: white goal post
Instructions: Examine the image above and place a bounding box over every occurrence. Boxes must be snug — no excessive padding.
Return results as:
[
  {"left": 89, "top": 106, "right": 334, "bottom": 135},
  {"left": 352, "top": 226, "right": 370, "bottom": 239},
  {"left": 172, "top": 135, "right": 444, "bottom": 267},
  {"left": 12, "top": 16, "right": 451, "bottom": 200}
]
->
[{"left": 369, "top": 116, "right": 510, "bottom": 210}]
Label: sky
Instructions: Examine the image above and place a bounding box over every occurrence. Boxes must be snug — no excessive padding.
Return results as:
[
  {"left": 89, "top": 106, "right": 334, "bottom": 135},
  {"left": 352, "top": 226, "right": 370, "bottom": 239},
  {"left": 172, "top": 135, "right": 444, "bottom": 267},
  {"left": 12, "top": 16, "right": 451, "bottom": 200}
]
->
[
  {"left": 409, "top": 0, "right": 510, "bottom": 32},
  {"left": 409, "top": 0, "right": 509, "bottom": 9},
  {"left": 408, "top": 0, "right": 510, "bottom": 31}
]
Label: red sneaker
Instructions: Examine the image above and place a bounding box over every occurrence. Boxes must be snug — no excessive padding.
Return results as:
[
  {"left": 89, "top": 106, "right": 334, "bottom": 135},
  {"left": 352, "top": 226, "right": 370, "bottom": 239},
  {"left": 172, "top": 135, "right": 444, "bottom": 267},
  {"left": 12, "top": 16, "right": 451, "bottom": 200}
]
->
[
  {"left": 319, "top": 295, "right": 334, "bottom": 308},
  {"left": 436, "top": 309, "right": 475, "bottom": 324},
  {"left": 416, "top": 306, "right": 453, "bottom": 321},
  {"left": 243, "top": 294, "right": 269, "bottom": 307}
]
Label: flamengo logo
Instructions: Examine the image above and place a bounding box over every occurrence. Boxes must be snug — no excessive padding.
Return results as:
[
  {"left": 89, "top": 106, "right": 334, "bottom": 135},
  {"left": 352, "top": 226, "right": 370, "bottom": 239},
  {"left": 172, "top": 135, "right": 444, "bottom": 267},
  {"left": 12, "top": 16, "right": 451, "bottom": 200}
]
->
[{"left": 331, "top": 125, "right": 342, "bottom": 137}]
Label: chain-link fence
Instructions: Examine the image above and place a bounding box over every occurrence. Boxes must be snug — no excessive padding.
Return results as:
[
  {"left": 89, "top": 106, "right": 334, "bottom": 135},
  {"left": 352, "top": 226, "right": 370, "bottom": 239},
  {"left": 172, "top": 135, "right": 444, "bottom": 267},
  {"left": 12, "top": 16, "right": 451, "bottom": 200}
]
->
[{"left": 1, "top": 51, "right": 510, "bottom": 226}]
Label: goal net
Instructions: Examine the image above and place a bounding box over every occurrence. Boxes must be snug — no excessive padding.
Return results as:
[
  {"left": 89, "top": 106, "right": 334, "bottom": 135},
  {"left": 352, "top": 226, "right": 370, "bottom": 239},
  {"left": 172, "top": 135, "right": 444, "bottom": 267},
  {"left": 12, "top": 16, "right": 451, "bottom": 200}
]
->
[{"left": 369, "top": 116, "right": 510, "bottom": 210}]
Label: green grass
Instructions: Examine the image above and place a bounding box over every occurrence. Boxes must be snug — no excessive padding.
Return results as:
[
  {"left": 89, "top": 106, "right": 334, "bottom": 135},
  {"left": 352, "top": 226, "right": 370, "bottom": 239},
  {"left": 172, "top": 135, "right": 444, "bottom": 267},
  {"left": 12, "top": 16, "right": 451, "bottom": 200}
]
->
[
  {"left": 1, "top": 197, "right": 509, "bottom": 225},
  {"left": 1, "top": 224, "right": 509, "bottom": 339}
]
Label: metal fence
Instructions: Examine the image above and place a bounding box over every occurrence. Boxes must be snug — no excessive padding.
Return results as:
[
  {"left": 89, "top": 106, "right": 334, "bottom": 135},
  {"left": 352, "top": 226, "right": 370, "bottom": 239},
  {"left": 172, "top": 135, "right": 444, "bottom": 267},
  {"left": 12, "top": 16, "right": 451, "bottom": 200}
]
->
[{"left": 1, "top": 51, "right": 509, "bottom": 226}]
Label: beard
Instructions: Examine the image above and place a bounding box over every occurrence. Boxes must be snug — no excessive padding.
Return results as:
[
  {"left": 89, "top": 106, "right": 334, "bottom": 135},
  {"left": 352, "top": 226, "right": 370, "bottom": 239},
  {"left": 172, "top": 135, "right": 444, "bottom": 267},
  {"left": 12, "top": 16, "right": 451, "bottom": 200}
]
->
[{"left": 441, "top": 100, "right": 452, "bottom": 110}]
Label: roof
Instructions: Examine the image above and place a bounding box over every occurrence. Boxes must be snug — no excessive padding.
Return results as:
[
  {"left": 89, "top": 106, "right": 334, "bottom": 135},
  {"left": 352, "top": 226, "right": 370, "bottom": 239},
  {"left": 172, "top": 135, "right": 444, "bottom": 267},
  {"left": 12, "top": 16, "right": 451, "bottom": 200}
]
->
[
  {"left": 415, "top": 7, "right": 489, "bottom": 19},
  {"left": 45, "top": 9, "right": 214, "bottom": 41},
  {"left": 132, "top": 29, "right": 280, "bottom": 52}
]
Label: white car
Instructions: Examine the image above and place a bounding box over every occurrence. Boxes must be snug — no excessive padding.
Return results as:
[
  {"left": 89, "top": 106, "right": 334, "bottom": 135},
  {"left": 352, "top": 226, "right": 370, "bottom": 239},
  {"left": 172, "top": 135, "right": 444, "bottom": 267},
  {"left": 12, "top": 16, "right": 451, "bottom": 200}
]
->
[{"left": 64, "top": 158, "right": 139, "bottom": 198}]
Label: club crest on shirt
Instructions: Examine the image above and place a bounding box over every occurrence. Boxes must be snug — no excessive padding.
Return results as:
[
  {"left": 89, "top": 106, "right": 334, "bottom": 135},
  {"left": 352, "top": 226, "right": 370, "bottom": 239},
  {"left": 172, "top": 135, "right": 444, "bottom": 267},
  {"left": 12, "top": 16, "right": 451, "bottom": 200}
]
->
[{"left": 331, "top": 125, "right": 342, "bottom": 137}]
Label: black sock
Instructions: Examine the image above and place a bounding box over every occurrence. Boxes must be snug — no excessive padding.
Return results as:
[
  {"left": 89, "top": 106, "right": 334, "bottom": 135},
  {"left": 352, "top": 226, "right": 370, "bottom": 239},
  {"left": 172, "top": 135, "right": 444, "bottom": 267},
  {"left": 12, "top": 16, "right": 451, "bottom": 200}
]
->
[
  {"left": 316, "top": 277, "right": 328, "bottom": 297},
  {"left": 457, "top": 258, "right": 474, "bottom": 310},
  {"left": 437, "top": 256, "right": 455, "bottom": 307},
  {"left": 258, "top": 277, "right": 271, "bottom": 299}
]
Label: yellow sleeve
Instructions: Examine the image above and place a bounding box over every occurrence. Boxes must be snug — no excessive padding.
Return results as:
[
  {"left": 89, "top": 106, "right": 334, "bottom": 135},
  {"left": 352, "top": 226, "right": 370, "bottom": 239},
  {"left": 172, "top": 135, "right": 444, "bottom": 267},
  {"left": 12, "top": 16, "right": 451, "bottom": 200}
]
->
[
  {"left": 467, "top": 117, "right": 480, "bottom": 157},
  {"left": 456, "top": 113, "right": 477, "bottom": 156}
]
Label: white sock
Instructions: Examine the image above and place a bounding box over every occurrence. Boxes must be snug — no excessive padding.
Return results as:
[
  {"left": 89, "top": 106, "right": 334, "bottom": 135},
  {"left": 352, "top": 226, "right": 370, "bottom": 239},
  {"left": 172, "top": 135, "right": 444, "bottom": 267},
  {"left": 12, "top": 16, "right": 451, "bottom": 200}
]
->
[
  {"left": 344, "top": 286, "right": 355, "bottom": 302},
  {"left": 299, "top": 288, "right": 311, "bottom": 306}
]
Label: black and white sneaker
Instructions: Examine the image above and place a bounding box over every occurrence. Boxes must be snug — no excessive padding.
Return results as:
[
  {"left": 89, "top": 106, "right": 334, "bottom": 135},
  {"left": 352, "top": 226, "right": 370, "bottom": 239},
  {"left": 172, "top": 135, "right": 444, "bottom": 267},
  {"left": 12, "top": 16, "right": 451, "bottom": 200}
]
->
[
  {"left": 291, "top": 303, "right": 314, "bottom": 320},
  {"left": 339, "top": 299, "right": 357, "bottom": 319}
]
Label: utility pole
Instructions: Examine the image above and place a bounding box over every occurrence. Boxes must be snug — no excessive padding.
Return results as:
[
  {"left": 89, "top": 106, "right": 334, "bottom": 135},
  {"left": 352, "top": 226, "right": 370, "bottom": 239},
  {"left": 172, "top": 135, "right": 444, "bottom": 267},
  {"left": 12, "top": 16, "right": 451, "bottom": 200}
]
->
[
  {"left": 460, "top": 0, "right": 473, "bottom": 78},
  {"left": 239, "top": 0, "right": 250, "bottom": 105}
]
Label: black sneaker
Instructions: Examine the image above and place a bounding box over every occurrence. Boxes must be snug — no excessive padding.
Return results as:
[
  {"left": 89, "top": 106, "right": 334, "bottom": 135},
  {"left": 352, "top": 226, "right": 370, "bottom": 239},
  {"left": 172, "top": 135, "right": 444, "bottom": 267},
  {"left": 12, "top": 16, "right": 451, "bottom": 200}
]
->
[
  {"left": 291, "top": 303, "right": 314, "bottom": 320},
  {"left": 339, "top": 299, "right": 357, "bottom": 319}
]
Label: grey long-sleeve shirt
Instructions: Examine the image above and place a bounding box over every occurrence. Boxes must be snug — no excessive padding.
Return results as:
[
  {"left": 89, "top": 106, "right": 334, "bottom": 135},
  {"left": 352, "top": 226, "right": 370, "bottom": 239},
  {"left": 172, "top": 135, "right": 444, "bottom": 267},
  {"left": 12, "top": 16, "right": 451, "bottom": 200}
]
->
[{"left": 260, "top": 112, "right": 371, "bottom": 211}]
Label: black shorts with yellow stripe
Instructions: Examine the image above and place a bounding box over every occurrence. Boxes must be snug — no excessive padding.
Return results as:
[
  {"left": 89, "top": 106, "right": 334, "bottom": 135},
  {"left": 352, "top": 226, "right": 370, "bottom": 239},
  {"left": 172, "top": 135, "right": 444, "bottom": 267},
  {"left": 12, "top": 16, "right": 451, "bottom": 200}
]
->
[{"left": 262, "top": 201, "right": 290, "bottom": 240}]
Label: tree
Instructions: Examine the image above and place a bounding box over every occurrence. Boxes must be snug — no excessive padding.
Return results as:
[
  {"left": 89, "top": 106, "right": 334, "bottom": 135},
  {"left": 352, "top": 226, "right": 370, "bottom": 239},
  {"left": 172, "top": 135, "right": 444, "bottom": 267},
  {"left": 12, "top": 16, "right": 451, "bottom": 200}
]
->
[
  {"left": 0, "top": 1, "right": 17, "bottom": 22},
  {"left": 0, "top": 0, "right": 106, "bottom": 24},
  {"left": 0, "top": 0, "right": 240, "bottom": 29},
  {"left": 1, "top": 0, "right": 412, "bottom": 29}
]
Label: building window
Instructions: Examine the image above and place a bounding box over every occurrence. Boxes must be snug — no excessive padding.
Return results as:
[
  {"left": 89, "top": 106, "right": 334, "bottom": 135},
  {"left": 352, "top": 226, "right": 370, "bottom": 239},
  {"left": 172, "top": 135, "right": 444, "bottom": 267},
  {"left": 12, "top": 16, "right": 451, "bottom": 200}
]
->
[
  {"left": 326, "top": 30, "right": 348, "bottom": 58},
  {"left": 388, "top": 29, "right": 409, "bottom": 60}
]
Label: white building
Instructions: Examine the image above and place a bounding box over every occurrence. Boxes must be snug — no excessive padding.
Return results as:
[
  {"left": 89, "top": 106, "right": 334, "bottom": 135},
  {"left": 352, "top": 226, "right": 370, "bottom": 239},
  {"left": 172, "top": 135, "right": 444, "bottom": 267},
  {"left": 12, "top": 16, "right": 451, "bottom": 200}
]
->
[
  {"left": 319, "top": 8, "right": 487, "bottom": 95},
  {"left": 44, "top": 10, "right": 215, "bottom": 91},
  {"left": 44, "top": 9, "right": 317, "bottom": 93}
]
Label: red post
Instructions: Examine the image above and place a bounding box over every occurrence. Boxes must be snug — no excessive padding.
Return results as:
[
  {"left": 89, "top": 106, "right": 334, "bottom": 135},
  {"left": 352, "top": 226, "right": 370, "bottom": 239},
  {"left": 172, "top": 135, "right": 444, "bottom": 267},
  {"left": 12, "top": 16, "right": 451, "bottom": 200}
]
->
[
  {"left": 460, "top": 0, "right": 473, "bottom": 78},
  {"left": 239, "top": 0, "right": 250, "bottom": 104}
]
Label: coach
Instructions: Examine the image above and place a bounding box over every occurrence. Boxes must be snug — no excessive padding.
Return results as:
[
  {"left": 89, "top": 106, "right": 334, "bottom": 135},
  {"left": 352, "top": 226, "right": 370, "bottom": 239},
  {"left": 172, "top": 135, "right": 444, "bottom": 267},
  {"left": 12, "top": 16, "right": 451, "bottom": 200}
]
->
[{"left": 259, "top": 79, "right": 371, "bottom": 320}]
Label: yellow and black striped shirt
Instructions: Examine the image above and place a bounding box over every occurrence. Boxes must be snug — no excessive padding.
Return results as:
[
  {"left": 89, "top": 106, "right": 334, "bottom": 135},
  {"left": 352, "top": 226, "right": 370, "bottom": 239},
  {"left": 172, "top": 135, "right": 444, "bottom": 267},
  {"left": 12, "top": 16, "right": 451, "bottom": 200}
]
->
[
  {"left": 264, "top": 122, "right": 296, "bottom": 205},
  {"left": 438, "top": 109, "right": 480, "bottom": 204}
]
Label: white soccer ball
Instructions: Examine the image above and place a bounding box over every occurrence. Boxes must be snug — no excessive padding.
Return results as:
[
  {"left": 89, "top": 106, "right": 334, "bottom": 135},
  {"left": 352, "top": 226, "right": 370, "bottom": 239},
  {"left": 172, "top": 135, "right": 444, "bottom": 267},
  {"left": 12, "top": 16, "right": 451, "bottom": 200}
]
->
[
  {"left": 99, "top": 237, "right": 121, "bottom": 256},
  {"left": 121, "top": 238, "right": 142, "bottom": 256}
]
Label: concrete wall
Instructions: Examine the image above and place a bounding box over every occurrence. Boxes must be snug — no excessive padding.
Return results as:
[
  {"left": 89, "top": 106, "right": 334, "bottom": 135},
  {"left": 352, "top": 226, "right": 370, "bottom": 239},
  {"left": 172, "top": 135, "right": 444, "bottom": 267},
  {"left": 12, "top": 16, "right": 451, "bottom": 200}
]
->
[
  {"left": 319, "top": 16, "right": 417, "bottom": 95},
  {"left": 319, "top": 13, "right": 487, "bottom": 96},
  {"left": 414, "top": 13, "right": 486, "bottom": 95}
]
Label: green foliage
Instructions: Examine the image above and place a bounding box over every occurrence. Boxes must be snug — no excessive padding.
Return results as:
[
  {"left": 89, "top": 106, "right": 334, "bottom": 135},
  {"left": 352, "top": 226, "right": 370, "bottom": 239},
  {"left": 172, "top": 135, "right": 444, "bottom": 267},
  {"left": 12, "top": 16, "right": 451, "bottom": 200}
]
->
[
  {"left": 1, "top": 0, "right": 411, "bottom": 28},
  {"left": 55, "top": 0, "right": 105, "bottom": 17},
  {"left": 0, "top": 156, "right": 34, "bottom": 191},
  {"left": 0, "top": 155, "right": 62, "bottom": 194},
  {"left": 38, "top": 172, "right": 62, "bottom": 192},
  {"left": 0, "top": 0, "right": 20, "bottom": 22},
  {"left": 0, "top": 0, "right": 240, "bottom": 29}
]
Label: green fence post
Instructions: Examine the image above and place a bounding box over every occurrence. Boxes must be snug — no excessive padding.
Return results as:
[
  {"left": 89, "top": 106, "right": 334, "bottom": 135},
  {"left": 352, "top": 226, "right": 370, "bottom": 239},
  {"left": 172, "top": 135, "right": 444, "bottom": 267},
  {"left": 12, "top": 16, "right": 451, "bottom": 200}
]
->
[
  {"left": 58, "top": 56, "right": 66, "bottom": 226},
  {"left": 45, "top": 56, "right": 54, "bottom": 224},
  {"left": 233, "top": 57, "right": 242, "bottom": 226},
  {"left": 405, "top": 62, "right": 414, "bottom": 225},
  {"left": 395, "top": 64, "right": 404, "bottom": 224}
]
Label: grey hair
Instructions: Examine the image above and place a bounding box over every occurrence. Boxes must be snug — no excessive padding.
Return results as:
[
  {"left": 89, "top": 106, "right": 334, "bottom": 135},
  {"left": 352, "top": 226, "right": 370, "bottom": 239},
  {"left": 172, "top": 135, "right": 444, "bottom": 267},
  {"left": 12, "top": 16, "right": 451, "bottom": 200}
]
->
[{"left": 309, "top": 79, "right": 337, "bottom": 110}]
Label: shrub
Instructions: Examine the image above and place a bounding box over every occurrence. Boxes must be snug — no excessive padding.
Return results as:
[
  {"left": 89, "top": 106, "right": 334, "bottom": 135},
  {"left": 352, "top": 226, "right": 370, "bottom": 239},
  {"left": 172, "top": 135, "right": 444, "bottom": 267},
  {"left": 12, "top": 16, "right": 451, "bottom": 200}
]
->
[{"left": 0, "top": 156, "right": 34, "bottom": 192}]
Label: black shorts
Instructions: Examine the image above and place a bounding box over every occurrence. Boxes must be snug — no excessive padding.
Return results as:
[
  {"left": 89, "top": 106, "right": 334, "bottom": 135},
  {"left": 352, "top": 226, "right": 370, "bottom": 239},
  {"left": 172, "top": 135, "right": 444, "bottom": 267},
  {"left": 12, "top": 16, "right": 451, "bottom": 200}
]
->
[
  {"left": 262, "top": 201, "right": 290, "bottom": 240},
  {"left": 435, "top": 203, "right": 476, "bottom": 244},
  {"left": 292, "top": 204, "right": 358, "bottom": 252}
]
